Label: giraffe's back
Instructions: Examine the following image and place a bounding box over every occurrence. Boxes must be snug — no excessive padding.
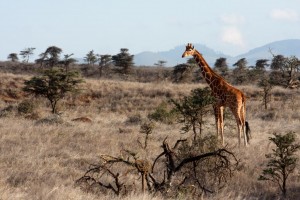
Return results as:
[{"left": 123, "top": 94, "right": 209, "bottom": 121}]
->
[{"left": 216, "top": 83, "right": 245, "bottom": 108}]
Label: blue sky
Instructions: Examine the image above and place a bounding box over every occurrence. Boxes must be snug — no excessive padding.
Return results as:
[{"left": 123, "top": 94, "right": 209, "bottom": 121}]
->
[{"left": 0, "top": 0, "right": 299, "bottom": 61}]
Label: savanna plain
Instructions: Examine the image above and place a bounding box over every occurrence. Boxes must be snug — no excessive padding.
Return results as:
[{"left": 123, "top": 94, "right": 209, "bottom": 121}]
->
[{"left": 0, "top": 71, "right": 300, "bottom": 200}]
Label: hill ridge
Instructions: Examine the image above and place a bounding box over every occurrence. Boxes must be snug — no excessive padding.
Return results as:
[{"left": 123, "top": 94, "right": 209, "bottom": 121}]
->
[{"left": 134, "top": 39, "right": 300, "bottom": 66}]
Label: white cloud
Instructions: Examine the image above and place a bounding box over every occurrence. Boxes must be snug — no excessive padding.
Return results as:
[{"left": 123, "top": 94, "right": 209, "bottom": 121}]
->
[
  {"left": 221, "top": 26, "right": 245, "bottom": 47},
  {"left": 270, "top": 9, "right": 299, "bottom": 21},
  {"left": 220, "top": 14, "right": 245, "bottom": 25},
  {"left": 219, "top": 14, "right": 246, "bottom": 48}
]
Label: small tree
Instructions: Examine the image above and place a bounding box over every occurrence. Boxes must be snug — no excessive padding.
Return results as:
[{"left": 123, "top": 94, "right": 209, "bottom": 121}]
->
[
  {"left": 259, "top": 132, "right": 300, "bottom": 198},
  {"left": 232, "top": 58, "right": 249, "bottom": 84},
  {"left": 20, "top": 47, "right": 36, "bottom": 63},
  {"left": 139, "top": 121, "right": 155, "bottom": 149},
  {"left": 97, "top": 54, "right": 112, "bottom": 77},
  {"left": 258, "top": 77, "right": 273, "bottom": 110},
  {"left": 249, "top": 59, "right": 269, "bottom": 82},
  {"left": 171, "top": 87, "right": 215, "bottom": 141},
  {"left": 84, "top": 50, "right": 97, "bottom": 65},
  {"left": 23, "top": 68, "right": 83, "bottom": 113},
  {"left": 7, "top": 53, "right": 19, "bottom": 62},
  {"left": 112, "top": 48, "right": 134, "bottom": 74},
  {"left": 214, "top": 57, "right": 229, "bottom": 77},
  {"left": 35, "top": 46, "right": 62, "bottom": 68},
  {"left": 59, "top": 53, "right": 77, "bottom": 72},
  {"left": 270, "top": 54, "right": 300, "bottom": 87},
  {"left": 172, "top": 64, "right": 194, "bottom": 83},
  {"left": 255, "top": 59, "right": 269, "bottom": 72},
  {"left": 154, "top": 60, "right": 167, "bottom": 67}
]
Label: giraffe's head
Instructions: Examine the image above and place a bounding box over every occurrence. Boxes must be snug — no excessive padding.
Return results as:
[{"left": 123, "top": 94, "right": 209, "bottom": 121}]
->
[{"left": 182, "top": 43, "right": 195, "bottom": 58}]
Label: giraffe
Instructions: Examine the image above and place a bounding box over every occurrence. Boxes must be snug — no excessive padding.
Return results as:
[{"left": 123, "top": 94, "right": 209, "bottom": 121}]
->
[{"left": 182, "top": 43, "right": 250, "bottom": 146}]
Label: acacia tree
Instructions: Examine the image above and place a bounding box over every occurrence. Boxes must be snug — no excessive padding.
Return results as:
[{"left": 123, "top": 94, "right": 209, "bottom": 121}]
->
[
  {"left": 255, "top": 59, "right": 269, "bottom": 72},
  {"left": 259, "top": 132, "right": 300, "bottom": 198},
  {"left": 7, "top": 53, "right": 19, "bottom": 62},
  {"left": 258, "top": 77, "right": 273, "bottom": 110},
  {"left": 23, "top": 68, "right": 83, "bottom": 113},
  {"left": 35, "top": 46, "right": 62, "bottom": 68},
  {"left": 84, "top": 50, "right": 97, "bottom": 65},
  {"left": 172, "top": 64, "right": 194, "bottom": 83},
  {"left": 97, "top": 54, "right": 112, "bottom": 77},
  {"left": 171, "top": 87, "right": 215, "bottom": 141},
  {"left": 270, "top": 54, "right": 300, "bottom": 87},
  {"left": 214, "top": 57, "right": 229, "bottom": 77},
  {"left": 248, "top": 59, "right": 270, "bottom": 83},
  {"left": 232, "top": 58, "right": 248, "bottom": 84},
  {"left": 59, "top": 53, "right": 77, "bottom": 72},
  {"left": 20, "top": 47, "right": 36, "bottom": 63},
  {"left": 112, "top": 48, "right": 134, "bottom": 74},
  {"left": 154, "top": 60, "right": 167, "bottom": 67}
]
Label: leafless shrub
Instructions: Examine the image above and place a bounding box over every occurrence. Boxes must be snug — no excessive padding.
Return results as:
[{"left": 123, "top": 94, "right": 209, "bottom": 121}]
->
[
  {"left": 138, "top": 120, "right": 155, "bottom": 149},
  {"left": 150, "top": 138, "right": 238, "bottom": 198},
  {"left": 77, "top": 137, "right": 238, "bottom": 199},
  {"left": 76, "top": 153, "right": 152, "bottom": 196}
]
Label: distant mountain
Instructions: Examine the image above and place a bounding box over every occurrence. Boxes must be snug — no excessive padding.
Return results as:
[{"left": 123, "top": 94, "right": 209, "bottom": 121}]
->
[
  {"left": 134, "top": 39, "right": 300, "bottom": 67},
  {"left": 230, "top": 39, "right": 300, "bottom": 66},
  {"left": 134, "top": 44, "right": 229, "bottom": 67}
]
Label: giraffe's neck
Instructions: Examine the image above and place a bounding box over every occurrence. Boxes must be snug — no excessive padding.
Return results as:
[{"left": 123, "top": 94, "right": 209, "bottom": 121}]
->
[{"left": 193, "top": 50, "right": 224, "bottom": 92}]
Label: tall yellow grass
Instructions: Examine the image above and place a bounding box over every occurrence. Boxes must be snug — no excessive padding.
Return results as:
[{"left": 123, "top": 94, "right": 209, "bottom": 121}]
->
[{"left": 0, "top": 72, "right": 299, "bottom": 199}]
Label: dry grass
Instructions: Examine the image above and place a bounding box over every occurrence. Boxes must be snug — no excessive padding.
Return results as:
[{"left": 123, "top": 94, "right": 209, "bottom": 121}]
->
[{"left": 0, "top": 72, "right": 300, "bottom": 199}]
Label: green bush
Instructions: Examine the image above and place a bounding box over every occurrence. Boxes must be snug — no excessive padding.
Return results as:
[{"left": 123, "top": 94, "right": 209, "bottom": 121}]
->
[
  {"left": 259, "top": 132, "right": 300, "bottom": 198},
  {"left": 23, "top": 68, "right": 83, "bottom": 113},
  {"left": 0, "top": 105, "right": 15, "bottom": 118},
  {"left": 17, "top": 99, "right": 35, "bottom": 115},
  {"left": 125, "top": 113, "right": 142, "bottom": 125},
  {"left": 171, "top": 87, "right": 215, "bottom": 141},
  {"left": 147, "top": 102, "right": 176, "bottom": 124}
]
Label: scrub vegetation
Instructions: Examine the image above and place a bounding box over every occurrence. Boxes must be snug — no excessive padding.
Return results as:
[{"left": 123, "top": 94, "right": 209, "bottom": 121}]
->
[{"left": 0, "top": 46, "right": 299, "bottom": 199}]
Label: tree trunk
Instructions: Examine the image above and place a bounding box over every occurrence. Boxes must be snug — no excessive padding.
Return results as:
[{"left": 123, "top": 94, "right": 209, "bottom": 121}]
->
[
  {"left": 142, "top": 173, "right": 145, "bottom": 193},
  {"left": 282, "top": 170, "right": 287, "bottom": 198}
]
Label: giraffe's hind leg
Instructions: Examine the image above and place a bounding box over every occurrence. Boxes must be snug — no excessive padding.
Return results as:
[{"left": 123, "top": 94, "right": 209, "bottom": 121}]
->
[
  {"left": 230, "top": 106, "right": 247, "bottom": 146},
  {"left": 239, "top": 103, "right": 248, "bottom": 146},
  {"left": 214, "top": 105, "right": 224, "bottom": 145}
]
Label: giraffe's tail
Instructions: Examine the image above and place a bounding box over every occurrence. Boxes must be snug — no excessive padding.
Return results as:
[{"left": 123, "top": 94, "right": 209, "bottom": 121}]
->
[{"left": 245, "top": 121, "right": 251, "bottom": 143}]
